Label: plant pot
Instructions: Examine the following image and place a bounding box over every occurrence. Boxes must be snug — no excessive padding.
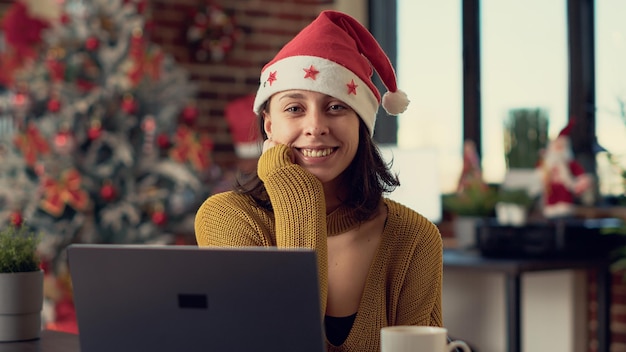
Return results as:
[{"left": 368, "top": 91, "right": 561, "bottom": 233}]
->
[
  {"left": 496, "top": 202, "right": 528, "bottom": 226},
  {"left": 0, "top": 269, "right": 44, "bottom": 342},
  {"left": 453, "top": 216, "right": 482, "bottom": 250}
]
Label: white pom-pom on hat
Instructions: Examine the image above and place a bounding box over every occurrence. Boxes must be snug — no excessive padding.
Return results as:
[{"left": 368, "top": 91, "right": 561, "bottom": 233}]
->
[{"left": 382, "top": 89, "right": 410, "bottom": 116}]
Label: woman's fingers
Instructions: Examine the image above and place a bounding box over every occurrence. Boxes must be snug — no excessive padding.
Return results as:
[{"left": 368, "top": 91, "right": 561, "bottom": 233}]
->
[{"left": 262, "top": 138, "right": 277, "bottom": 154}]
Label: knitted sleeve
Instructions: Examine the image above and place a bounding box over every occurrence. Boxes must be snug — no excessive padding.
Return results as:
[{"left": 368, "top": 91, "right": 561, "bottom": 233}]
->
[
  {"left": 194, "top": 191, "right": 275, "bottom": 247},
  {"left": 395, "top": 212, "right": 444, "bottom": 327},
  {"left": 257, "top": 144, "right": 329, "bottom": 314}
]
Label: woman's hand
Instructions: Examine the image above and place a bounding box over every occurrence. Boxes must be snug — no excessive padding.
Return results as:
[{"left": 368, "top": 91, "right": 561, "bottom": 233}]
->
[
  {"left": 262, "top": 137, "right": 296, "bottom": 164},
  {"left": 262, "top": 137, "right": 278, "bottom": 154}
]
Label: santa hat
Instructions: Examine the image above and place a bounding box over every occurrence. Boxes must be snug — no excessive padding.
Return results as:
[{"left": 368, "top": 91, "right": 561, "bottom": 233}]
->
[
  {"left": 558, "top": 119, "right": 575, "bottom": 138},
  {"left": 225, "top": 94, "right": 262, "bottom": 159},
  {"left": 253, "top": 10, "right": 409, "bottom": 136}
]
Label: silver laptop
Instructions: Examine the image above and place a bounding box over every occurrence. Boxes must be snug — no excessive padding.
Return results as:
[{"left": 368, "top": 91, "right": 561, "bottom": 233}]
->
[{"left": 67, "top": 244, "right": 326, "bottom": 352}]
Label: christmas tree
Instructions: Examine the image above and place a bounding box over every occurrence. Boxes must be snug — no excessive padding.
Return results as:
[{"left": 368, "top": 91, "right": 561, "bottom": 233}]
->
[{"left": 0, "top": 0, "right": 217, "bottom": 273}]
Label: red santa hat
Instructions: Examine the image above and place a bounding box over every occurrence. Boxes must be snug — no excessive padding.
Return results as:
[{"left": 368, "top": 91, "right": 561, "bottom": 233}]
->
[
  {"left": 225, "top": 94, "right": 262, "bottom": 159},
  {"left": 558, "top": 119, "right": 575, "bottom": 138},
  {"left": 253, "top": 10, "right": 409, "bottom": 136}
]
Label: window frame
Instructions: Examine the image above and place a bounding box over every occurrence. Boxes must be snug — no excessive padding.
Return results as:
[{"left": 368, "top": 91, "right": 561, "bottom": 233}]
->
[{"left": 370, "top": 0, "right": 597, "bottom": 173}]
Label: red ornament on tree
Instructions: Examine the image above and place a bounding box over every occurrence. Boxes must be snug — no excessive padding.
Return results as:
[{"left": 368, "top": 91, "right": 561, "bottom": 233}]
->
[
  {"left": 85, "top": 36, "right": 99, "bottom": 51},
  {"left": 46, "top": 50, "right": 66, "bottom": 83},
  {"left": 151, "top": 207, "right": 167, "bottom": 226},
  {"left": 48, "top": 98, "right": 61, "bottom": 112},
  {"left": 87, "top": 120, "right": 102, "bottom": 140},
  {"left": 99, "top": 182, "right": 117, "bottom": 202},
  {"left": 157, "top": 133, "right": 170, "bottom": 149},
  {"left": 10, "top": 211, "right": 23, "bottom": 226},
  {"left": 181, "top": 104, "right": 199, "bottom": 124},
  {"left": 121, "top": 95, "right": 137, "bottom": 114},
  {"left": 53, "top": 129, "right": 76, "bottom": 155}
]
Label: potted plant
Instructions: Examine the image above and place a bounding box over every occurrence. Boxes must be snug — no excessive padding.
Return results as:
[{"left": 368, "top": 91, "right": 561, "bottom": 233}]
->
[
  {"left": 442, "top": 182, "right": 498, "bottom": 217},
  {"left": 0, "top": 224, "right": 43, "bottom": 341},
  {"left": 495, "top": 188, "right": 535, "bottom": 226},
  {"left": 442, "top": 181, "right": 498, "bottom": 249}
]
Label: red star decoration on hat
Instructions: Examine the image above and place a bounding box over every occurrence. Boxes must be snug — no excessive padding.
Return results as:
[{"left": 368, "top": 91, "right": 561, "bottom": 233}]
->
[
  {"left": 303, "top": 65, "right": 319, "bottom": 79},
  {"left": 347, "top": 79, "right": 358, "bottom": 95},
  {"left": 267, "top": 71, "right": 277, "bottom": 86}
]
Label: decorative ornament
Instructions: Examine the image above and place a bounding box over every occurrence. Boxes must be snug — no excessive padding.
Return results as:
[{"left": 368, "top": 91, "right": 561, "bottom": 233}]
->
[
  {"left": 141, "top": 115, "right": 156, "bottom": 154},
  {"left": 181, "top": 103, "right": 199, "bottom": 125},
  {"left": 13, "top": 122, "right": 50, "bottom": 167},
  {"left": 40, "top": 169, "right": 89, "bottom": 217},
  {"left": 170, "top": 125, "right": 213, "bottom": 171},
  {"left": 47, "top": 97, "right": 62, "bottom": 112},
  {"left": 127, "top": 27, "right": 164, "bottom": 86},
  {"left": 53, "top": 127, "right": 76, "bottom": 155},
  {"left": 99, "top": 181, "right": 117, "bottom": 202},
  {"left": 85, "top": 36, "right": 99, "bottom": 51},
  {"left": 157, "top": 133, "right": 170, "bottom": 150},
  {"left": 45, "top": 48, "right": 66, "bottom": 83},
  {"left": 186, "top": 3, "right": 242, "bottom": 62},
  {"left": 87, "top": 120, "right": 102, "bottom": 140},
  {"left": 121, "top": 94, "right": 137, "bottom": 114},
  {"left": 151, "top": 204, "right": 167, "bottom": 226},
  {"left": 13, "top": 92, "right": 29, "bottom": 108},
  {"left": 10, "top": 211, "right": 23, "bottom": 227}
]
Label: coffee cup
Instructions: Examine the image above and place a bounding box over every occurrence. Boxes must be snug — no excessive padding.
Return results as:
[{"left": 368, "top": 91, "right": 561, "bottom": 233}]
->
[{"left": 380, "top": 326, "right": 471, "bottom": 352}]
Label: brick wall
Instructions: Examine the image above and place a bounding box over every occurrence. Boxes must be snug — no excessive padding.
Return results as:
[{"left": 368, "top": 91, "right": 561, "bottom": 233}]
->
[{"left": 150, "top": 0, "right": 334, "bottom": 167}]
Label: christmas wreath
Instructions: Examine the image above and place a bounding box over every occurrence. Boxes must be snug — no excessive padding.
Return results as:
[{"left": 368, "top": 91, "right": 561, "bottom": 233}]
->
[{"left": 186, "top": 3, "right": 241, "bottom": 62}]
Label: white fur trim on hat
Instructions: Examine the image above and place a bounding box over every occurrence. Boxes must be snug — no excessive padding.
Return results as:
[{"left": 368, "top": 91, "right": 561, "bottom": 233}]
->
[{"left": 253, "top": 55, "right": 379, "bottom": 136}]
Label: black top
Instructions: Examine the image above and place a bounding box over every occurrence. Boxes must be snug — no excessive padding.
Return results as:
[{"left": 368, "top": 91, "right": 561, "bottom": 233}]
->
[{"left": 324, "top": 313, "right": 357, "bottom": 346}]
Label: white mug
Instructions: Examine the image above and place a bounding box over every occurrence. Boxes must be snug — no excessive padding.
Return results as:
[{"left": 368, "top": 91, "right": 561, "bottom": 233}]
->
[{"left": 380, "top": 326, "right": 471, "bottom": 352}]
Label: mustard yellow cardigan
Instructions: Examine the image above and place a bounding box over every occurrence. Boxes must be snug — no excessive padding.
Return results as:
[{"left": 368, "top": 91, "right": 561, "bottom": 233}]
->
[{"left": 194, "top": 145, "right": 443, "bottom": 352}]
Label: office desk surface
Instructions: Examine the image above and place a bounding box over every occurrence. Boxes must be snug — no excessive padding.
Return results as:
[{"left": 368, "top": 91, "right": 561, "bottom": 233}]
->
[
  {"left": 443, "top": 248, "right": 610, "bottom": 273},
  {"left": 0, "top": 330, "right": 79, "bottom": 352},
  {"left": 443, "top": 249, "right": 611, "bottom": 352}
]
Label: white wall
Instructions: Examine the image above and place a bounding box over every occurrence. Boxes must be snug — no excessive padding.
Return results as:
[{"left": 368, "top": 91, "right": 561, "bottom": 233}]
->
[{"left": 443, "top": 269, "right": 588, "bottom": 352}]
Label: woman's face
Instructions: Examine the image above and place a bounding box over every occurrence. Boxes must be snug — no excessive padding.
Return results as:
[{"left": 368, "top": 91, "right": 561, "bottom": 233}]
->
[{"left": 263, "top": 90, "right": 360, "bottom": 185}]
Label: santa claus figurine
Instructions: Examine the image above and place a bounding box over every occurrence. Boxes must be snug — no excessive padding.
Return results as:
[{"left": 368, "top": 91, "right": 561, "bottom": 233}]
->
[{"left": 537, "top": 120, "right": 592, "bottom": 218}]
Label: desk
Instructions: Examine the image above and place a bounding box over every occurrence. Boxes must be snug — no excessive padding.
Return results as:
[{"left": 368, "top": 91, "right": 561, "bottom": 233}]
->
[
  {"left": 0, "top": 330, "right": 79, "bottom": 352},
  {"left": 443, "top": 249, "right": 610, "bottom": 352}
]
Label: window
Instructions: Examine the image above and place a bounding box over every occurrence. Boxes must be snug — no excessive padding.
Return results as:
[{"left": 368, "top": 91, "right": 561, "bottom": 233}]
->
[
  {"left": 390, "top": 0, "right": 624, "bottom": 198},
  {"left": 396, "top": 0, "right": 463, "bottom": 193},
  {"left": 595, "top": 0, "right": 626, "bottom": 196},
  {"left": 480, "top": 0, "right": 568, "bottom": 183}
]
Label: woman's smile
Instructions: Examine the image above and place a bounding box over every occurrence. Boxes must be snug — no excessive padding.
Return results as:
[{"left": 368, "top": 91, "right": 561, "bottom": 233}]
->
[{"left": 298, "top": 147, "right": 337, "bottom": 158}]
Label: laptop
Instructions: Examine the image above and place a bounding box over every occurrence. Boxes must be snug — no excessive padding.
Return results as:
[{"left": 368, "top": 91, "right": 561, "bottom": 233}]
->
[{"left": 67, "top": 244, "right": 326, "bottom": 352}]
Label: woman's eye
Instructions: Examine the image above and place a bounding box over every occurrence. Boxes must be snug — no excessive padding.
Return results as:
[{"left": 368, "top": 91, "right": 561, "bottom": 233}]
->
[
  {"left": 329, "top": 104, "right": 347, "bottom": 112},
  {"left": 285, "top": 106, "right": 303, "bottom": 113}
]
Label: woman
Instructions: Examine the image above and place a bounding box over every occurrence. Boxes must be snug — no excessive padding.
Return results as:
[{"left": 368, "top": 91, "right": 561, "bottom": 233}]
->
[{"left": 194, "top": 10, "right": 443, "bottom": 352}]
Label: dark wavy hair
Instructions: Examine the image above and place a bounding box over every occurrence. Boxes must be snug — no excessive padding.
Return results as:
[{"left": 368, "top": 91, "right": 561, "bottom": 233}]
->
[{"left": 234, "top": 103, "right": 400, "bottom": 222}]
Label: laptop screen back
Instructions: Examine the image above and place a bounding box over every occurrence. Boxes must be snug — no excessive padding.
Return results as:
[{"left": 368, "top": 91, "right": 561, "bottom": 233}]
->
[{"left": 67, "top": 244, "right": 326, "bottom": 352}]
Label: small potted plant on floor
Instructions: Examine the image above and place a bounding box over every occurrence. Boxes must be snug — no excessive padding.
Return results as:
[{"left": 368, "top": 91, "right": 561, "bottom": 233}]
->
[{"left": 0, "top": 223, "right": 43, "bottom": 341}]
